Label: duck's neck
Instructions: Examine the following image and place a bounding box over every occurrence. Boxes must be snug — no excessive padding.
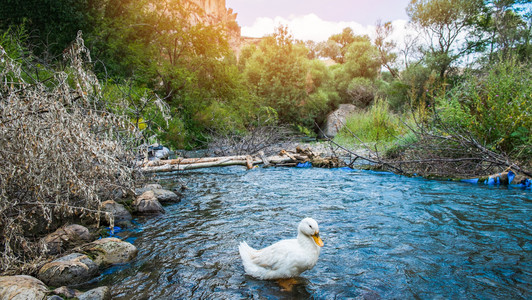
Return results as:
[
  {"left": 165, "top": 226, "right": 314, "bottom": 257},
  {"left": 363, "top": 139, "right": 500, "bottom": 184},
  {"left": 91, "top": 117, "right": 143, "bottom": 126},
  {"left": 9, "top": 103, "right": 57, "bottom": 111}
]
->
[{"left": 297, "top": 232, "right": 320, "bottom": 252}]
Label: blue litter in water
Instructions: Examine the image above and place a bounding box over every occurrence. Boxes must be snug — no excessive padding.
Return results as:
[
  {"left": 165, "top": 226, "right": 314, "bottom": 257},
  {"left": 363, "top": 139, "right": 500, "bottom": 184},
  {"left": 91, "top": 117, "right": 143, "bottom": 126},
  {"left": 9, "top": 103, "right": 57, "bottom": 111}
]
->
[
  {"left": 485, "top": 177, "right": 495, "bottom": 185},
  {"left": 508, "top": 171, "right": 515, "bottom": 184},
  {"left": 510, "top": 178, "right": 532, "bottom": 189},
  {"left": 125, "top": 237, "right": 138, "bottom": 244},
  {"left": 461, "top": 178, "right": 479, "bottom": 184},
  {"left": 101, "top": 226, "right": 123, "bottom": 238},
  {"left": 296, "top": 161, "right": 312, "bottom": 168}
]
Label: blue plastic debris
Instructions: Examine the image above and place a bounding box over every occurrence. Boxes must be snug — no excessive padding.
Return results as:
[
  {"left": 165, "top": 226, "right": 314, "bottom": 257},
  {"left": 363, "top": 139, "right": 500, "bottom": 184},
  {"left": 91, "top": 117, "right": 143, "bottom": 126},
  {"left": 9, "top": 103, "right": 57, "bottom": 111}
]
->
[
  {"left": 98, "top": 226, "right": 123, "bottom": 239},
  {"left": 461, "top": 170, "right": 531, "bottom": 190},
  {"left": 461, "top": 178, "right": 479, "bottom": 184},
  {"left": 296, "top": 161, "right": 312, "bottom": 168}
]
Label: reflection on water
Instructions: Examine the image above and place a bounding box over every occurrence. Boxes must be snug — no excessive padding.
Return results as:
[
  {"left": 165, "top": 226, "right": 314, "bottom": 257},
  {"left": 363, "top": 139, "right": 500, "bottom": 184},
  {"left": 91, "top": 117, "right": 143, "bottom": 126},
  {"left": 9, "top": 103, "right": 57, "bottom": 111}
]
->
[{"left": 95, "top": 167, "right": 532, "bottom": 299}]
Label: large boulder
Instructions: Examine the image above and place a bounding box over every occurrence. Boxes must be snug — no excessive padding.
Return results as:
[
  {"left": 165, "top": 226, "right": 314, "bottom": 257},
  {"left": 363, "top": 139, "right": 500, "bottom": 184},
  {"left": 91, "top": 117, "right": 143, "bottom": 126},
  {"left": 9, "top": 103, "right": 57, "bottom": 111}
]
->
[
  {"left": 78, "top": 286, "right": 111, "bottom": 300},
  {"left": 133, "top": 191, "right": 165, "bottom": 214},
  {"left": 41, "top": 224, "right": 92, "bottom": 255},
  {"left": 0, "top": 275, "right": 48, "bottom": 300},
  {"left": 320, "top": 104, "right": 358, "bottom": 138},
  {"left": 101, "top": 200, "right": 132, "bottom": 226},
  {"left": 38, "top": 253, "right": 99, "bottom": 287},
  {"left": 79, "top": 238, "right": 138, "bottom": 267}
]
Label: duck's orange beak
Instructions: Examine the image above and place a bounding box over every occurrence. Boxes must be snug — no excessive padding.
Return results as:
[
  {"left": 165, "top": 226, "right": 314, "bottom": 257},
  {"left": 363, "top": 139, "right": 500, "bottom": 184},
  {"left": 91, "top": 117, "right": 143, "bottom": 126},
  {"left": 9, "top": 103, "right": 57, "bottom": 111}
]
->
[{"left": 312, "top": 232, "right": 324, "bottom": 247}]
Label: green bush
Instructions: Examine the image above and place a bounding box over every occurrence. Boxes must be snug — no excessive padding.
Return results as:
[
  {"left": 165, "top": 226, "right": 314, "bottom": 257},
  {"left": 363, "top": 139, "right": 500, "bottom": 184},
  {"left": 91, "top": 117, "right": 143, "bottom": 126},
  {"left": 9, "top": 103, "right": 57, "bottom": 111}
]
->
[
  {"left": 336, "top": 98, "right": 406, "bottom": 144},
  {"left": 437, "top": 59, "right": 532, "bottom": 158}
]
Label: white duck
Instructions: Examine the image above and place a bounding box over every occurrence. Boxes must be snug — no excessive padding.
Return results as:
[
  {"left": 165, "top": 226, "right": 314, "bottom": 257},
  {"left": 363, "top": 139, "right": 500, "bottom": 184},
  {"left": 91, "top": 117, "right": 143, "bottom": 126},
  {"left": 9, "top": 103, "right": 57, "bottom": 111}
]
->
[{"left": 238, "top": 218, "right": 324, "bottom": 280}]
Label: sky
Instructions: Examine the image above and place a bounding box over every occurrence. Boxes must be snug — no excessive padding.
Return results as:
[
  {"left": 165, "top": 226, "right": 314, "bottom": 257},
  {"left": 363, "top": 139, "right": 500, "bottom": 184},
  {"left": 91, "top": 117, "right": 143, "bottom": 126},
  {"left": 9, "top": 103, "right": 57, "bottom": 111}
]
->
[{"left": 225, "top": 0, "right": 412, "bottom": 42}]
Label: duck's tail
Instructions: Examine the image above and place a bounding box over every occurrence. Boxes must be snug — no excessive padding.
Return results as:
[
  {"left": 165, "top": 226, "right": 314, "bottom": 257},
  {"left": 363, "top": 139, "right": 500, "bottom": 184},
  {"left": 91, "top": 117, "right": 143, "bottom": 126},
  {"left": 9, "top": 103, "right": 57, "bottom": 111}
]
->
[
  {"left": 238, "top": 241, "right": 254, "bottom": 259},
  {"left": 238, "top": 241, "right": 257, "bottom": 274}
]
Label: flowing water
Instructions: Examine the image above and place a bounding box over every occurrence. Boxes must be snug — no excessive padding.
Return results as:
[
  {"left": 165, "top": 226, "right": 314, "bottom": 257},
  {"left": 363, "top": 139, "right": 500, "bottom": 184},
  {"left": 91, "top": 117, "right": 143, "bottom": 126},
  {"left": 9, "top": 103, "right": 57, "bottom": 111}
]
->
[{"left": 96, "top": 167, "right": 531, "bottom": 299}]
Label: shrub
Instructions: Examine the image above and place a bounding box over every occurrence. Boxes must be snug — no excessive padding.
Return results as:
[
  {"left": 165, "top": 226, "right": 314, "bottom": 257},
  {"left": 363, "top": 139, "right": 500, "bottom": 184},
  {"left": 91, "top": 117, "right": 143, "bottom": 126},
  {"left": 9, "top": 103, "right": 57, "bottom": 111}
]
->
[
  {"left": 0, "top": 32, "right": 139, "bottom": 274},
  {"left": 437, "top": 59, "right": 532, "bottom": 160},
  {"left": 346, "top": 77, "right": 375, "bottom": 108},
  {"left": 336, "top": 98, "right": 406, "bottom": 144}
]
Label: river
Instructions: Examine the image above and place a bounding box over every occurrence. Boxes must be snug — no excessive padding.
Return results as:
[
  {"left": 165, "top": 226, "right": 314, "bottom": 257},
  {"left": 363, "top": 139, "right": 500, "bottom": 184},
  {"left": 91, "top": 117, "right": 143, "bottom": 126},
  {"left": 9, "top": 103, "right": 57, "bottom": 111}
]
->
[{"left": 93, "top": 166, "right": 531, "bottom": 299}]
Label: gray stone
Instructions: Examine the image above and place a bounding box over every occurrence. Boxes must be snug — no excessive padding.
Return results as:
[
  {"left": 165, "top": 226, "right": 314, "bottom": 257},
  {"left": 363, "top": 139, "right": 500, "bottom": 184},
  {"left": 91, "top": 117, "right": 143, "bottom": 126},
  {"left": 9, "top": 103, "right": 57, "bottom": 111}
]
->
[
  {"left": 78, "top": 286, "right": 111, "bottom": 300},
  {"left": 154, "top": 147, "right": 170, "bottom": 159},
  {"left": 101, "top": 200, "right": 132, "bottom": 225},
  {"left": 52, "top": 286, "right": 83, "bottom": 298},
  {"left": 41, "top": 224, "right": 91, "bottom": 255},
  {"left": 320, "top": 104, "right": 358, "bottom": 138},
  {"left": 46, "top": 296, "right": 63, "bottom": 300},
  {"left": 152, "top": 188, "right": 181, "bottom": 203},
  {"left": 133, "top": 191, "right": 165, "bottom": 214},
  {"left": 38, "top": 253, "right": 98, "bottom": 287},
  {"left": 0, "top": 275, "right": 48, "bottom": 300},
  {"left": 81, "top": 238, "right": 138, "bottom": 267},
  {"left": 134, "top": 183, "right": 163, "bottom": 196}
]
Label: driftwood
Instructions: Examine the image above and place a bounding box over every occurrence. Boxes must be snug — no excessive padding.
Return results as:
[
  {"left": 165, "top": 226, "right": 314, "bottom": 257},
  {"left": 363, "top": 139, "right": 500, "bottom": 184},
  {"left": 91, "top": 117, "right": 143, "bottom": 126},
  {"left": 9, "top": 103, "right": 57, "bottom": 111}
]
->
[{"left": 139, "top": 147, "right": 345, "bottom": 173}]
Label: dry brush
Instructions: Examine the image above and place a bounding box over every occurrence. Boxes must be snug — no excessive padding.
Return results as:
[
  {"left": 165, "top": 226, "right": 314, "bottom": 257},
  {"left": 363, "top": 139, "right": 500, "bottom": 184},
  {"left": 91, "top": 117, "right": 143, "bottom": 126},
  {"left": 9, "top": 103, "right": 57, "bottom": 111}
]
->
[{"left": 0, "top": 32, "right": 143, "bottom": 274}]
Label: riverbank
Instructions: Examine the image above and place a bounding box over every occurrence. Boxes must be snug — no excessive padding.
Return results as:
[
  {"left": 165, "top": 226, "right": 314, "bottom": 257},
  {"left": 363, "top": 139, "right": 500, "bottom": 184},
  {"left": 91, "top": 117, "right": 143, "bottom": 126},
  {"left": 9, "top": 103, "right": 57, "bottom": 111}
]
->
[{"left": 0, "top": 184, "right": 182, "bottom": 300}]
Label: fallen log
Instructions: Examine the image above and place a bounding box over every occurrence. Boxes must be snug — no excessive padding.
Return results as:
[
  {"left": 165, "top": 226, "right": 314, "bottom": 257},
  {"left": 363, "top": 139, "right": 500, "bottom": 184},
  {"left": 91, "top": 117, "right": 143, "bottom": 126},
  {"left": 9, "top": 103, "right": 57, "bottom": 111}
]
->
[
  {"left": 139, "top": 149, "right": 346, "bottom": 173},
  {"left": 141, "top": 157, "right": 263, "bottom": 173},
  {"left": 142, "top": 155, "right": 249, "bottom": 167},
  {"left": 258, "top": 151, "right": 270, "bottom": 167}
]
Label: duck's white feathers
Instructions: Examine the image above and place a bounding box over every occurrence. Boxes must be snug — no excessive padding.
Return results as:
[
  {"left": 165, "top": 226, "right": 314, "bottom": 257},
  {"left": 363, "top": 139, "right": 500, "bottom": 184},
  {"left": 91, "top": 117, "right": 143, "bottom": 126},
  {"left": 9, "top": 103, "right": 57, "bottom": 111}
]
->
[{"left": 238, "top": 218, "right": 322, "bottom": 280}]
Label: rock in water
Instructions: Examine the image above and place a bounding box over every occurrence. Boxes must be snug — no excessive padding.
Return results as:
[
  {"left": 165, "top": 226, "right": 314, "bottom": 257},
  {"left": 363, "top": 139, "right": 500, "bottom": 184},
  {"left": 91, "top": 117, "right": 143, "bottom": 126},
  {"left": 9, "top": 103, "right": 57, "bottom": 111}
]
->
[
  {"left": 53, "top": 286, "right": 83, "bottom": 298},
  {"left": 38, "top": 253, "right": 98, "bottom": 286},
  {"left": 101, "top": 200, "right": 133, "bottom": 225},
  {"left": 78, "top": 238, "right": 138, "bottom": 267},
  {"left": 78, "top": 286, "right": 111, "bottom": 300},
  {"left": 133, "top": 191, "right": 165, "bottom": 214},
  {"left": 134, "top": 183, "right": 163, "bottom": 196},
  {"left": 0, "top": 275, "right": 48, "bottom": 300},
  {"left": 151, "top": 188, "right": 181, "bottom": 203}
]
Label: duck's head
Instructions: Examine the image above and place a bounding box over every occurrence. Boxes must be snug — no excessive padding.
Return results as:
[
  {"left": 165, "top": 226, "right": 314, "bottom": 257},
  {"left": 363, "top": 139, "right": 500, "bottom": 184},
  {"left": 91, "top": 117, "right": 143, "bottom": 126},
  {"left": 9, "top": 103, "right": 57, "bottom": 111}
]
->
[{"left": 299, "top": 218, "right": 324, "bottom": 247}]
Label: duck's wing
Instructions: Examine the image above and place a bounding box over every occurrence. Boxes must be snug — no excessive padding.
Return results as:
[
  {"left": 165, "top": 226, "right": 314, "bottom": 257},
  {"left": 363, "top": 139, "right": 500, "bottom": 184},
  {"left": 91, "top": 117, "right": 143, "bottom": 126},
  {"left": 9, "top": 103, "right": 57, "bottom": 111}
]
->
[{"left": 250, "top": 239, "right": 298, "bottom": 271}]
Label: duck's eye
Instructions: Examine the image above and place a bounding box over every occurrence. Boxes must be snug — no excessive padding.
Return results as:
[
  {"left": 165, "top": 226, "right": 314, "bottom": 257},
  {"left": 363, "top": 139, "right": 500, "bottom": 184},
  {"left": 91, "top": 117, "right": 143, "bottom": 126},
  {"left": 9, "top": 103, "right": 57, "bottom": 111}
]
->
[{"left": 309, "top": 224, "right": 313, "bottom": 228}]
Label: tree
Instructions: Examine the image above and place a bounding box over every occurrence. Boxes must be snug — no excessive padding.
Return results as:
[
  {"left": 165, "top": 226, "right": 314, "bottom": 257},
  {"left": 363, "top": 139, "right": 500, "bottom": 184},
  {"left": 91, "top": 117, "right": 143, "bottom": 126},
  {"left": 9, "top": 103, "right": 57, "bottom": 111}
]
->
[
  {"left": 319, "top": 27, "right": 370, "bottom": 64},
  {"left": 0, "top": 0, "right": 91, "bottom": 58},
  {"left": 375, "top": 21, "right": 399, "bottom": 78},
  {"left": 87, "top": 0, "right": 251, "bottom": 147},
  {"left": 332, "top": 36, "right": 381, "bottom": 105},
  {"left": 407, "top": 0, "right": 483, "bottom": 79},
  {"left": 242, "top": 26, "right": 310, "bottom": 125},
  {"left": 472, "top": 0, "right": 532, "bottom": 62}
]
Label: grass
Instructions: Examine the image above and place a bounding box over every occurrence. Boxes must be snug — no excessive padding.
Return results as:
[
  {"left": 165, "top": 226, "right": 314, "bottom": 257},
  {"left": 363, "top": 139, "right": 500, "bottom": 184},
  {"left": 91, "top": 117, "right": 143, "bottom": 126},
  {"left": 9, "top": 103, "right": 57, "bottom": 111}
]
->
[{"left": 334, "top": 98, "right": 409, "bottom": 149}]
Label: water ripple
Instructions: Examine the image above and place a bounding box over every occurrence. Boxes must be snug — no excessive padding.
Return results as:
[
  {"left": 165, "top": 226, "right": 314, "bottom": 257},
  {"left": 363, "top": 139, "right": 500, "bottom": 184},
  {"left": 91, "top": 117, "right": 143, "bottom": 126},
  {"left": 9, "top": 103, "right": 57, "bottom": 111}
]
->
[{"left": 93, "top": 166, "right": 531, "bottom": 299}]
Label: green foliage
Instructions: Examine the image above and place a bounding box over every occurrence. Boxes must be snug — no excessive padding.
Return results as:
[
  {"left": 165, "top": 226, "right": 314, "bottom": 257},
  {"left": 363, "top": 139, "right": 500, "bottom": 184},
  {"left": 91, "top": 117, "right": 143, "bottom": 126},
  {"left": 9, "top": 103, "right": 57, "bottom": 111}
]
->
[
  {"left": 437, "top": 59, "right": 532, "bottom": 157},
  {"left": 331, "top": 36, "right": 381, "bottom": 105},
  {"left": 0, "top": 0, "right": 92, "bottom": 56},
  {"left": 157, "top": 116, "right": 187, "bottom": 149},
  {"left": 85, "top": 0, "right": 258, "bottom": 147},
  {"left": 319, "top": 27, "right": 369, "bottom": 64},
  {"left": 469, "top": 0, "right": 532, "bottom": 63},
  {"left": 336, "top": 98, "right": 406, "bottom": 144},
  {"left": 241, "top": 26, "right": 310, "bottom": 125},
  {"left": 0, "top": 25, "right": 30, "bottom": 61},
  {"left": 407, "top": 0, "right": 484, "bottom": 78}
]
